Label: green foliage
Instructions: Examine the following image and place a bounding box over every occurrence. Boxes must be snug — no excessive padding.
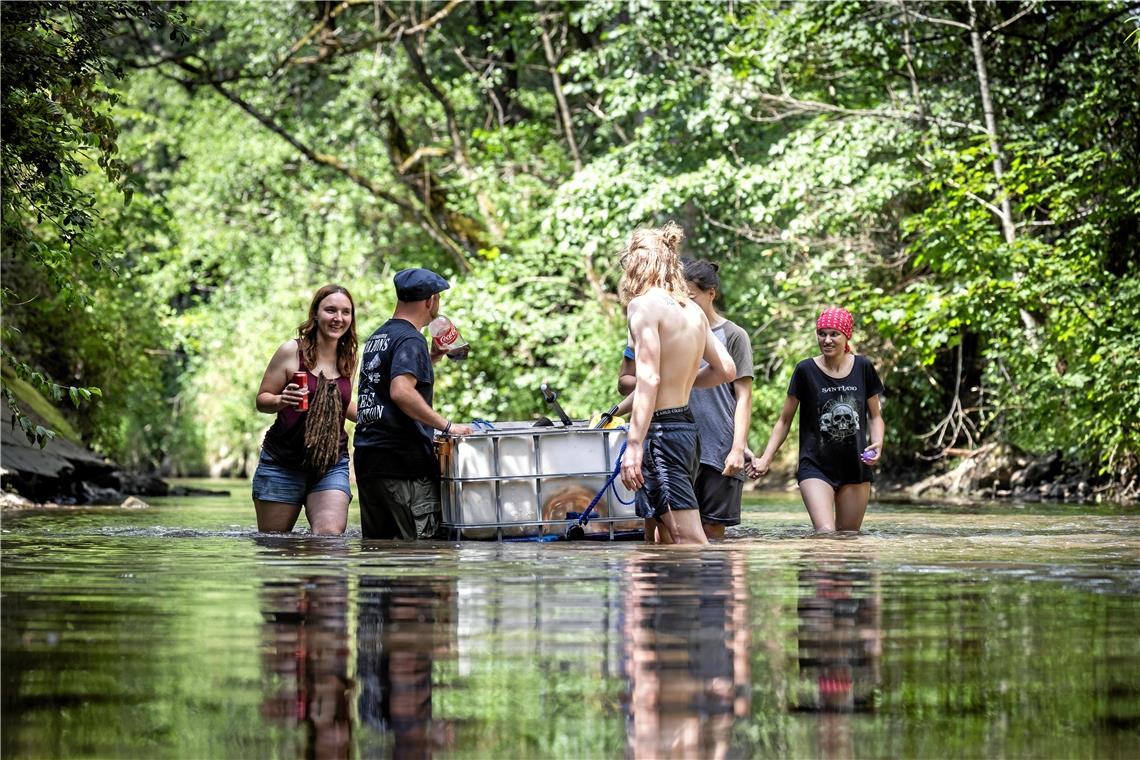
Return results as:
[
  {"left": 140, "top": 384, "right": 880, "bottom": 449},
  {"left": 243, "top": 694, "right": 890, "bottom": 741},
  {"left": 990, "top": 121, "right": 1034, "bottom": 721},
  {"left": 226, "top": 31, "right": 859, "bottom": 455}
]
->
[
  {"left": 3, "top": 1, "right": 1138, "bottom": 485},
  {"left": 1, "top": 1, "right": 185, "bottom": 454}
]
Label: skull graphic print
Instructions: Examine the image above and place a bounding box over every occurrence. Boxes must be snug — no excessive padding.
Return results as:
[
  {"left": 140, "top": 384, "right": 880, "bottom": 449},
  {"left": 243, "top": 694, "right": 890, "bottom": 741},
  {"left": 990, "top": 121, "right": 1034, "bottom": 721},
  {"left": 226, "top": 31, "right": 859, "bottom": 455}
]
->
[{"left": 818, "top": 396, "right": 861, "bottom": 442}]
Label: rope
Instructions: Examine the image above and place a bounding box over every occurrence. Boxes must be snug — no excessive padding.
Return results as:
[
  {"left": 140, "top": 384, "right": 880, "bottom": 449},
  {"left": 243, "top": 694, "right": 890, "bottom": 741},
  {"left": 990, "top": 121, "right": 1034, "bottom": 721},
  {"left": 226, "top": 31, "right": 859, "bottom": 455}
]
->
[
  {"left": 577, "top": 439, "right": 636, "bottom": 527},
  {"left": 471, "top": 419, "right": 497, "bottom": 430}
]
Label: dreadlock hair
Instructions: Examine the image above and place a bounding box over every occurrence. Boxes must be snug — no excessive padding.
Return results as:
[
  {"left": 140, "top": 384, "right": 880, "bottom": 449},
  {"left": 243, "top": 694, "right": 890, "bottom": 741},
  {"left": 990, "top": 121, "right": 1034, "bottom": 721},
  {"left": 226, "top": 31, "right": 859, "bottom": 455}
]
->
[
  {"left": 618, "top": 221, "right": 688, "bottom": 306},
  {"left": 304, "top": 372, "right": 343, "bottom": 473},
  {"left": 296, "top": 285, "right": 358, "bottom": 378}
]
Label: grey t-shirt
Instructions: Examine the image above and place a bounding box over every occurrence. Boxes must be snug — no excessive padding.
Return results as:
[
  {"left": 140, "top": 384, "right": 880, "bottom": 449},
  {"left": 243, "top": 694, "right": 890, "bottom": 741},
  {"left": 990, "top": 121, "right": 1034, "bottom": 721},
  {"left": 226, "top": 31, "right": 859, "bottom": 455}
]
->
[{"left": 690, "top": 320, "right": 754, "bottom": 481}]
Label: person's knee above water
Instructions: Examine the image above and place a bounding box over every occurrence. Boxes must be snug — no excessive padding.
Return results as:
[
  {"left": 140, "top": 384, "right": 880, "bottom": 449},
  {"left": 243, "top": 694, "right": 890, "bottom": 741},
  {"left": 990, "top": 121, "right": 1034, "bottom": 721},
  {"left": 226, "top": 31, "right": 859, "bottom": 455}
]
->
[
  {"left": 615, "top": 221, "right": 736, "bottom": 546},
  {"left": 353, "top": 268, "right": 473, "bottom": 541},
  {"left": 682, "top": 257, "right": 756, "bottom": 540},
  {"left": 251, "top": 284, "right": 359, "bottom": 536},
  {"left": 751, "top": 307, "right": 885, "bottom": 534}
]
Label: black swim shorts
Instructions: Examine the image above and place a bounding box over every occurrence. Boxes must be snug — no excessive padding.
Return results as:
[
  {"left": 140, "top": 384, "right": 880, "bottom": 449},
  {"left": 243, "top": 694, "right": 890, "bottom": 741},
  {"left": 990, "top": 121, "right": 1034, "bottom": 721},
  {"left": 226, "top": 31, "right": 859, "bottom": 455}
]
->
[
  {"left": 634, "top": 406, "right": 701, "bottom": 520},
  {"left": 695, "top": 464, "right": 744, "bottom": 526},
  {"left": 796, "top": 461, "right": 874, "bottom": 488}
]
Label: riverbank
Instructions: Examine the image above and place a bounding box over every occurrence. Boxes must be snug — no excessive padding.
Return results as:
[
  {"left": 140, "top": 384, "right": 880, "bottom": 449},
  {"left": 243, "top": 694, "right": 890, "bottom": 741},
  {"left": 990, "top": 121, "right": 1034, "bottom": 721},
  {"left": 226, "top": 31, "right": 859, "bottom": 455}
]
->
[
  {"left": 751, "top": 442, "right": 1139, "bottom": 505},
  {"left": 1, "top": 396, "right": 228, "bottom": 508}
]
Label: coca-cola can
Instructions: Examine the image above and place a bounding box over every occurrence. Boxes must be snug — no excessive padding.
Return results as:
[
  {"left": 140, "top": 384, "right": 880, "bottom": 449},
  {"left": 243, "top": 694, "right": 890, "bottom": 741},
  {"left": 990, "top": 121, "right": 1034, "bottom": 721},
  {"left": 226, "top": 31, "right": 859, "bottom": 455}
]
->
[{"left": 292, "top": 371, "right": 309, "bottom": 411}]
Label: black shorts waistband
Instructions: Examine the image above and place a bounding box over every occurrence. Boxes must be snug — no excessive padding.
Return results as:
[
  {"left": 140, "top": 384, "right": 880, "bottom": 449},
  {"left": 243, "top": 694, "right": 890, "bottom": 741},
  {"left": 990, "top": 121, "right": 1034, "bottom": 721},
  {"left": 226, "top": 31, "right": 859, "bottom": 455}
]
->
[{"left": 652, "top": 405, "right": 694, "bottom": 423}]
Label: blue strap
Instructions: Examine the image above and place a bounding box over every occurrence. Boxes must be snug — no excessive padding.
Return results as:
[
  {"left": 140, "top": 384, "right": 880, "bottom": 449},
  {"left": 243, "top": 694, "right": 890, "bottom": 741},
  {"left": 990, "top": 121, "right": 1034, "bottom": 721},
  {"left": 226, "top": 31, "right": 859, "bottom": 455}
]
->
[
  {"left": 577, "top": 439, "right": 636, "bottom": 527},
  {"left": 471, "top": 419, "right": 497, "bottom": 430}
]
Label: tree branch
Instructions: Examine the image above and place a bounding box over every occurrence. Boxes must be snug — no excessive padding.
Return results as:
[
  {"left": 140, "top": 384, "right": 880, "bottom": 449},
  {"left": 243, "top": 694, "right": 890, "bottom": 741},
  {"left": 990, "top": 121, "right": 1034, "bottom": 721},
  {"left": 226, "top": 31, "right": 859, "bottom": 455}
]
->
[
  {"left": 986, "top": 0, "right": 1040, "bottom": 37},
  {"left": 903, "top": 8, "right": 970, "bottom": 30},
  {"left": 272, "top": 0, "right": 464, "bottom": 74},
  {"left": 403, "top": 0, "right": 465, "bottom": 36},
  {"left": 453, "top": 44, "right": 507, "bottom": 129},
  {"left": 400, "top": 31, "right": 502, "bottom": 238},
  {"left": 897, "top": 0, "right": 930, "bottom": 130},
  {"left": 539, "top": 23, "right": 582, "bottom": 172},
  {"left": 173, "top": 59, "right": 471, "bottom": 271},
  {"left": 743, "top": 90, "right": 986, "bottom": 135}
]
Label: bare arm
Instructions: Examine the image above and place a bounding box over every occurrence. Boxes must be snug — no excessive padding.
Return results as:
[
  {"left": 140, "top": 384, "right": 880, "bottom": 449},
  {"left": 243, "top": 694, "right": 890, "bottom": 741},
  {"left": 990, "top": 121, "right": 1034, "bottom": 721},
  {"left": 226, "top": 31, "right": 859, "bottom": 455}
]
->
[
  {"left": 614, "top": 391, "right": 634, "bottom": 417},
  {"left": 620, "top": 302, "right": 660, "bottom": 491},
  {"left": 862, "top": 394, "right": 885, "bottom": 465},
  {"left": 617, "top": 355, "right": 636, "bottom": 396},
  {"left": 613, "top": 341, "right": 636, "bottom": 416},
  {"left": 255, "top": 340, "right": 307, "bottom": 414},
  {"left": 694, "top": 327, "right": 736, "bottom": 388},
  {"left": 752, "top": 395, "right": 799, "bottom": 478},
  {"left": 722, "top": 377, "right": 753, "bottom": 477},
  {"left": 390, "top": 374, "right": 472, "bottom": 436}
]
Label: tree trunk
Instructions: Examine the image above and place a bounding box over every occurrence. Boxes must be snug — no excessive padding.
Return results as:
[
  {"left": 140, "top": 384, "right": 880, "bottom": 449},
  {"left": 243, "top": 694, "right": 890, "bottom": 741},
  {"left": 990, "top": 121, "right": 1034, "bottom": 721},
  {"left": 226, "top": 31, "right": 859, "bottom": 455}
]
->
[
  {"left": 969, "top": 0, "right": 1038, "bottom": 334},
  {"left": 968, "top": 0, "right": 1016, "bottom": 246},
  {"left": 401, "top": 35, "right": 503, "bottom": 240},
  {"left": 540, "top": 24, "right": 582, "bottom": 172}
]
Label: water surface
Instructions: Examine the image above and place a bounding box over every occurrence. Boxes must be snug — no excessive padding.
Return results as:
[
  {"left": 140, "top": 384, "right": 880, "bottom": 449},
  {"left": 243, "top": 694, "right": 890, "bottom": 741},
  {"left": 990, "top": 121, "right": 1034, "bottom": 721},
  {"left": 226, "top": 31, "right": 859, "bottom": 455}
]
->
[{"left": 3, "top": 483, "right": 1138, "bottom": 758}]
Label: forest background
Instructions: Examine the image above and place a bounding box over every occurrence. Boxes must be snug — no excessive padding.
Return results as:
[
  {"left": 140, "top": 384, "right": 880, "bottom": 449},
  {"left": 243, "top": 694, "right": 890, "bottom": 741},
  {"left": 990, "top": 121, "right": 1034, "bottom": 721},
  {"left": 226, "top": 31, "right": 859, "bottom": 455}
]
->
[{"left": 2, "top": 0, "right": 1138, "bottom": 494}]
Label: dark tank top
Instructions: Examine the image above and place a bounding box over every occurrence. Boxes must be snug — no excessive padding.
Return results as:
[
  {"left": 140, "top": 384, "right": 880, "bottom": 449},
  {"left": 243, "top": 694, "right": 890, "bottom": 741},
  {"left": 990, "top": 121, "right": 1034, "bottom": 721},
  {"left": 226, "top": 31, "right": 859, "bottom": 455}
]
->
[{"left": 261, "top": 348, "right": 352, "bottom": 469}]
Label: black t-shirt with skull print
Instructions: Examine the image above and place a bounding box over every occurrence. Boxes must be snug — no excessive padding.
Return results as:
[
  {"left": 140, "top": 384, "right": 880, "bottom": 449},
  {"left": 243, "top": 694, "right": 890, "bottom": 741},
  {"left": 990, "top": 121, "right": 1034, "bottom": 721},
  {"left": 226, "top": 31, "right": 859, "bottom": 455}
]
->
[{"left": 787, "top": 355, "right": 884, "bottom": 486}]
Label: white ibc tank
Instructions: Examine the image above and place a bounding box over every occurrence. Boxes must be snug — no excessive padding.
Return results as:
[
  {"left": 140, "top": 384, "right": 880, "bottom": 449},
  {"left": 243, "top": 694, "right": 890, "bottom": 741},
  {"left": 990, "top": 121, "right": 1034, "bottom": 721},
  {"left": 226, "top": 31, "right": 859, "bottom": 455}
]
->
[{"left": 439, "top": 422, "right": 638, "bottom": 539}]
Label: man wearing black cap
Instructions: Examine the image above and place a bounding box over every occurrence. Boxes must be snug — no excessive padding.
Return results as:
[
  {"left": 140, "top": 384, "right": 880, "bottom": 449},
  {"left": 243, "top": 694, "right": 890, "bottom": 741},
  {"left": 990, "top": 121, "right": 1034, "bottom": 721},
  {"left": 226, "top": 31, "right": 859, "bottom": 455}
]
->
[{"left": 354, "top": 268, "right": 473, "bottom": 539}]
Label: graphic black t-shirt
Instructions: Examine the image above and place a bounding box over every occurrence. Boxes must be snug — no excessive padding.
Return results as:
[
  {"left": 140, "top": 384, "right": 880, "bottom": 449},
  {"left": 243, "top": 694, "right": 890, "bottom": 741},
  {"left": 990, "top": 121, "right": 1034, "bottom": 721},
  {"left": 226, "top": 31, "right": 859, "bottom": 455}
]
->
[
  {"left": 353, "top": 319, "right": 437, "bottom": 479},
  {"left": 787, "top": 355, "right": 884, "bottom": 486}
]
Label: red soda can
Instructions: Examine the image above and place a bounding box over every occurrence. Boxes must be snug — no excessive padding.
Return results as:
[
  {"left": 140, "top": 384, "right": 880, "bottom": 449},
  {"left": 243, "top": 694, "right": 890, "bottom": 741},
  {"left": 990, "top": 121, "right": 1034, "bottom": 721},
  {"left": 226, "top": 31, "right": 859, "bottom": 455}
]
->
[{"left": 292, "top": 371, "right": 309, "bottom": 411}]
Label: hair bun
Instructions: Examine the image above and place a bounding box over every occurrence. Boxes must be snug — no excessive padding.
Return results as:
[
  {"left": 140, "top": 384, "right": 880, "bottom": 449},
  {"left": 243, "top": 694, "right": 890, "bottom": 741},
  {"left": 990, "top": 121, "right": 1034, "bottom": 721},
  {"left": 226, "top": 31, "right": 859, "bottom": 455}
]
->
[{"left": 659, "top": 221, "right": 684, "bottom": 253}]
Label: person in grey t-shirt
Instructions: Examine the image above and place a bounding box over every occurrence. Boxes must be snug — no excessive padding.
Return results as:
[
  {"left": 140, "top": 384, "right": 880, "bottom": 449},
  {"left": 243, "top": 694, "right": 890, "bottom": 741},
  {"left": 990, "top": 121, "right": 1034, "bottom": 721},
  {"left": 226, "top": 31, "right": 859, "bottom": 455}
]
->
[{"left": 683, "top": 259, "right": 755, "bottom": 539}]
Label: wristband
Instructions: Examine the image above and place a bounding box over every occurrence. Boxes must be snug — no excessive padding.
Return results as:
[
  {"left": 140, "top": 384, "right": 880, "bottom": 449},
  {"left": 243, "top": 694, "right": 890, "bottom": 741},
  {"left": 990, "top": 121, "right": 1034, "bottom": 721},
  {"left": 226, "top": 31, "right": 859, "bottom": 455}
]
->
[{"left": 444, "top": 420, "right": 452, "bottom": 434}]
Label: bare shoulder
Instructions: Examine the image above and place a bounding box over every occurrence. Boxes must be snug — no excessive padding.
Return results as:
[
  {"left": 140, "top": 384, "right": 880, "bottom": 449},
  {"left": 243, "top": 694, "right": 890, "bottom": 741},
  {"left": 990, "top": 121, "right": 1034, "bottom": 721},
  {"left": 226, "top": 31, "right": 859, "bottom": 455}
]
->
[
  {"left": 268, "top": 338, "right": 301, "bottom": 366},
  {"left": 627, "top": 293, "right": 661, "bottom": 327},
  {"left": 279, "top": 338, "right": 301, "bottom": 355},
  {"left": 628, "top": 291, "right": 660, "bottom": 314}
]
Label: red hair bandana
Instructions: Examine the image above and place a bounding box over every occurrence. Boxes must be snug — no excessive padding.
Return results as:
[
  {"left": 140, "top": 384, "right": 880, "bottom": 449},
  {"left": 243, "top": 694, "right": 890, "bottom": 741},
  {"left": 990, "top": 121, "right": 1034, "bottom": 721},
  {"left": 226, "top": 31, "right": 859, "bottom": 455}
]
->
[{"left": 817, "top": 307, "right": 854, "bottom": 352}]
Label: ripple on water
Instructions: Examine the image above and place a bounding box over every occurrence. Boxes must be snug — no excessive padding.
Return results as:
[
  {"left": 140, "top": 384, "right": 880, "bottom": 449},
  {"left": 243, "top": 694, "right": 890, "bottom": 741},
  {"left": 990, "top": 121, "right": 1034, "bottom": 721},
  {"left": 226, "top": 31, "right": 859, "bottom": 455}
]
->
[{"left": 1, "top": 492, "right": 1139, "bottom": 760}]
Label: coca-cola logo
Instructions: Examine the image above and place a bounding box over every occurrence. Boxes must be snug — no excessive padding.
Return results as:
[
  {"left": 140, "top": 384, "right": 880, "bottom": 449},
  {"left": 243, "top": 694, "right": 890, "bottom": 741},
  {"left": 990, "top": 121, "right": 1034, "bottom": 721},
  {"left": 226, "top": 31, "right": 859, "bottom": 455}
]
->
[{"left": 434, "top": 324, "right": 458, "bottom": 346}]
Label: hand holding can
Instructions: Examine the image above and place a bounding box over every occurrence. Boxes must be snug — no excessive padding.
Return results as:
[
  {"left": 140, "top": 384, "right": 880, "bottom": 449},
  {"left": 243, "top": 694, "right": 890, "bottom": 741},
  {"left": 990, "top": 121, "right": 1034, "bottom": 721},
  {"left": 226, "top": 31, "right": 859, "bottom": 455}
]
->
[{"left": 291, "top": 371, "right": 309, "bottom": 411}]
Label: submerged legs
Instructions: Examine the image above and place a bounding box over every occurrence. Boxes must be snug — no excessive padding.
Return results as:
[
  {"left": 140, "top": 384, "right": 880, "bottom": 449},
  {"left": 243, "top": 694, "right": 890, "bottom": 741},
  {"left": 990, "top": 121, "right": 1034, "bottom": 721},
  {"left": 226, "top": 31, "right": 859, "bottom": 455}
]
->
[{"left": 799, "top": 479, "right": 870, "bottom": 534}]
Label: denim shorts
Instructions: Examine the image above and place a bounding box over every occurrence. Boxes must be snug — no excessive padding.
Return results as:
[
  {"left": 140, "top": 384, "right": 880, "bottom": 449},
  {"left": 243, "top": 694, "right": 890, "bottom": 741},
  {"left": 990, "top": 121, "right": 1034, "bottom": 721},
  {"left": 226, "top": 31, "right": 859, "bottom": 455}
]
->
[{"left": 251, "top": 450, "right": 352, "bottom": 504}]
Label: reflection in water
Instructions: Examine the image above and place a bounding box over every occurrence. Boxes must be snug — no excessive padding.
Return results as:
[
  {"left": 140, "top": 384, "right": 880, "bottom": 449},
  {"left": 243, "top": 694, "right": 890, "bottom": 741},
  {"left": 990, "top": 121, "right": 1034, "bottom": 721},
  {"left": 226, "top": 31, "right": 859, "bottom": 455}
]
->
[
  {"left": 3, "top": 495, "right": 1139, "bottom": 760},
  {"left": 623, "top": 551, "right": 751, "bottom": 760},
  {"left": 357, "top": 576, "right": 456, "bottom": 758},
  {"left": 791, "top": 557, "right": 882, "bottom": 757},
  {"left": 260, "top": 576, "right": 353, "bottom": 759}
]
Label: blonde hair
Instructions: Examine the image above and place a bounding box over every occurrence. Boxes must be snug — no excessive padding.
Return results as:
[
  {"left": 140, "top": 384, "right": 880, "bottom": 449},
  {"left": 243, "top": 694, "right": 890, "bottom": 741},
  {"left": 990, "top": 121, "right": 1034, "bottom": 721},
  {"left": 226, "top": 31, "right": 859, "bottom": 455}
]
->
[{"left": 618, "top": 221, "right": 688, "bottom": 306}]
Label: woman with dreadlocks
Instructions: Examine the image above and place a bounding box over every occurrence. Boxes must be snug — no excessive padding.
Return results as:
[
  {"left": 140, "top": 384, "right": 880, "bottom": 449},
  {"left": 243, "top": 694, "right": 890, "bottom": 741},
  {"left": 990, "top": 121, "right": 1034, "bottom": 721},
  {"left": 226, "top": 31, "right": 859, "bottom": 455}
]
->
[{"left": 252, "top": 285, "right": 358, "bottom": 534}]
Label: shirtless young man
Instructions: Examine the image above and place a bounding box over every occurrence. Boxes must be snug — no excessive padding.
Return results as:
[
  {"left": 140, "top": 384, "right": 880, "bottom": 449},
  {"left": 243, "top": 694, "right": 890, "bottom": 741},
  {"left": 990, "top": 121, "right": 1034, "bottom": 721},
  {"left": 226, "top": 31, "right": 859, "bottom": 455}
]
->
[{"left": 617, "top": 222, "right": 736, "bottom": 545}]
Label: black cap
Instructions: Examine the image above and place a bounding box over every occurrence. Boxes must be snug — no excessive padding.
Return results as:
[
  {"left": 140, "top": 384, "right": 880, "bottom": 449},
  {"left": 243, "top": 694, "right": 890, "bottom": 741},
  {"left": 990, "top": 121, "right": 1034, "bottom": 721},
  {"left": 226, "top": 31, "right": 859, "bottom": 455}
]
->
[{"left": 394, "top": 268, "right": 450, "bottom": 302}]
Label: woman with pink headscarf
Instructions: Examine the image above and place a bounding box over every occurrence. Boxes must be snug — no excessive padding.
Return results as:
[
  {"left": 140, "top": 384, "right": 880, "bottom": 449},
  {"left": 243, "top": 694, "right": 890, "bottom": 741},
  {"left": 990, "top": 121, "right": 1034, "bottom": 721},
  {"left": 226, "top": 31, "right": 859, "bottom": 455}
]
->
[{"left": 751, "top": 307, "right": 885, "bottom": 533}]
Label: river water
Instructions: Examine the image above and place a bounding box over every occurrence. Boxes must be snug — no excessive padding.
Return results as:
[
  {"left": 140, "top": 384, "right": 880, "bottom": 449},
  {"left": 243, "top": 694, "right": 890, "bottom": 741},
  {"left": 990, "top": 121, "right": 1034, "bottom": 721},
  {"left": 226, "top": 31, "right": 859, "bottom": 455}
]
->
[{"left": 2, "top": 482, "right": 1138, "bottom": 759}]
